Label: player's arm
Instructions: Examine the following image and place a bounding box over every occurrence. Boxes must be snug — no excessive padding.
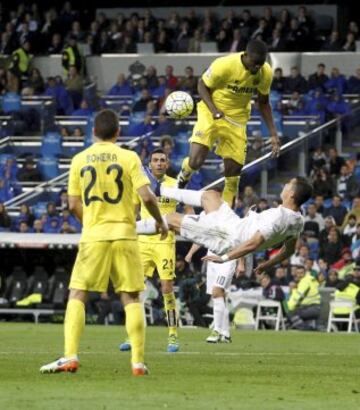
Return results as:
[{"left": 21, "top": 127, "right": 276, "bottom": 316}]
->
[
  {"left": 185, "top": 243, "right": 201, "bottom": 263},
  {"left": 202, "top": 231, "right": 265, "bottom": 263},
  {"left": 257, "top": 92, "right": 281, "bottom": 157},
  {"left": 68, "top": 195, "right": 83, "bottom": 223},
  {"left": 198, "top": 79, "right": 223, "bottom": 119},
  {"left": 254, "top": 237, "right": 297, "bottom": 275},
  {"left": 137, "top": 185, "right": 168, "bottom": 240}
]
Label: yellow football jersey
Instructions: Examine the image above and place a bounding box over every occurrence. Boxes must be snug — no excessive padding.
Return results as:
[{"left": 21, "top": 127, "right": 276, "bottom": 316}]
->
[
  {"left": 135, "top": 175, "right": 177, "bottom": 244},
  {"left": 68, "top": 141, "right": 149, "bottom": 243},
  {"left": 201, "top": 52, "right": 273, "bottom": 123}
]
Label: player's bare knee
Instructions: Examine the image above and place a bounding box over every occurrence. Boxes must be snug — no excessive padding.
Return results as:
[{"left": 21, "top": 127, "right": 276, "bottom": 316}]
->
[
  {"left": 120, "top": 291, "right": 140, "bottom": 305},
  {"left": 69, "top": 288, "right": 88, "bottom": 303},
  {"left": 212, "top": 287, "right": 225, "bottom": 298},
  {"left": 188, "top": 156, "right": 203, "bottom": 170}
]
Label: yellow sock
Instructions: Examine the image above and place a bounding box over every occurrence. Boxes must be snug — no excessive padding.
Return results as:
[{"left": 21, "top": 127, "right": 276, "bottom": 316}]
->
[
  {"left": 64, "top": 298, "right": 85, "bottom": 358},
  {"left": 163, "top": 292, "right": 177, "bottom": 336},
  {"left": 179, "top": 157, "right": 196, "bottom": 181},
  {"left": 222, "top": 176, "right": 240, "bottom": 208},
  {"left": 125, "top": 302, "right": 145, "bottom": 364}
]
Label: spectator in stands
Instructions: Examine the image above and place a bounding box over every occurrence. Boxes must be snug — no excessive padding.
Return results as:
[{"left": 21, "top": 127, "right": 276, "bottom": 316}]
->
[
  {"left": 17, "top": 158, "right": 42, "bottom": 182},
  {"left": 132, "top": 88, "right": 152, "bottom": 112},
  {"left": 71, "top": 99, "right": 93, "bottom": 117},
  {"left": 314, "top": 194, "right": 325, "bottom": 215},
  {"left": 48, "top": 33, "right": 63, "bottom": 54},
  {"left": 65, "top": 65, "right": 84, "bottom": 109},
  {"left": 273, "top": 266, "right": 289, "bottom": 286},
  {"left": 321, "top": 31, "right": 342, "bottom": 52},
  {"left": 179, "top": 66, "right": 197, "bottom": 95},
  {"left": 238, "top": 9, "right": 256, "bottom": 40},
  {"left": 291, "top": 244, "right": 309, "bottom": 267},
  {"left": 351, "top": 224, "right": 360, "bottom": 260},
  {"left": 324, "top": 68, "right": 347, "bottom": 95},
  {"left": 257, "top": 198, "right": 269, "bottom": 213},
  {"left": 0, "top": 178, "right": 13, "bottom": 202},
  {"left": 107, "top": 73, "right": 133, "bottom": 96},
  {"left": 56, "top": 189, "right": 69, "bottom": 210},
  {"left": 19, "top": 220, "right": 32, "bottom": 233},
  {"left": 26, "top": 68, "right": 45, "bottom": 94},
  {"left": 325, "top": 268, "right": 339, "bottom": 287},
  {"left": 286, "top": 91, "right": 303, "bottom": 114},
  {"left": 60, "top": 208, "right": 80, "bottom": 231},
  {"left": 165, "top": 65, "right": 178, "bottom": 90},
  {"left": 347, "top": 68, "right": 360, "bottom": 94},
  {"left": 305, "top": 88, "right": 327, "bottom": 124},
  {"left": 0, "top": 157, "right": 17, "bottom": 181},
  {"left": 43, "top": 216, "right": 61, "bottom": 233},
  {"left": 0, "top": 202, "right": 11, "bottom": 230},
  {"left": 242, "top": 185, "right": 259, "bottom": 208},
  {"left": 44, "top": 76, "right": 73, "bottom": 115},
  {"left": 285, "top": 66, "right": 308, "bottom": 94},
  {"left": 73, "top": 127, "right": 84, "bottom": 138},
  {"left": 268, "top": 28, "right": 286, "bottom": 51},
  {"left": 320, "top": 226, "right": 344, "bottom": 265},
  {"left": 337, "top": 164, "right": 359, "bottom": 200},
  {"left": 297, "top": 6, "right": 313, "bottom": 36},
  {"left": 128, "top": 115, "right": 154, "bottom": 137},
  {"left": 33, "top": 219, "right": 43, "bottom": 233},
  {"left": 144, "top": 66, "right": 159, "bottom": 92},
  {"left": 343, "top": 214, "right": 357, "bottom": 242},
  {"left": 327, "top": 91, "right": 351, "bottom": 122},
  {"left": 175, "top": 20, "right": 191, "bottom": 52},
  {"left": 287, "top": 265, "right": 320, "bottom": 330},
  {"left": 271, "top": 67, "right": 286, "bottom": 94},
  {"left": 309, "top": 147, "right": 327, "bottom": 174},
  {"left": 15, "top": 204, "right": 35, "bottom": 229},
  {"left": 319, "top": 216, "right": 337, "bottom": 246},
  {"left": 304, "top": 203, "right": 325, "bottom": 237},
  {"left": 342, "top": 197, "right": 360, "bottom": 229},
  {"left": 308, "top": 63, "right": 329, "bottom": 91},
  {"left": 187, "top": 29, "right": 202, "bottom": 53},
  {"left": 234, "top": 196, "right": 244, "bottom": 218},
  {"left": 228, "top": 28, "right": 246, "bottom": 52},
  {"left": 153, "top": 114, "right": 174, "bottom": 136},
  {"left": 8, "top": 39, "right": 31, "bottom": 90},
  {"left": 342, "top": 32, "right": 356, "bottom": 52},
  {"left": 324, "top": 195, "right": 348, "bottom": 226},
  {"left": 46, "top": 201, "right": 58, "bottom": 218},
  {"left": 62, "top": 35, "right": 83, "bottom": 76},
  {"left": 285, "top": 18, "right": 307, "bottom": 51},
  {"left": 260, "top": 273, "right": 285, "bottom": 304},
  {"left": 327, "top": 148, "right": 346, "bottom": 177},
  {"left": 216, "top": 28, "right": 229, "bottom": 50},
  {"left": 154, "top": 30, "right": 172, "bottom": 53},
  {"left": 251, "top": 18, "right": 270, "bottom": 42}
]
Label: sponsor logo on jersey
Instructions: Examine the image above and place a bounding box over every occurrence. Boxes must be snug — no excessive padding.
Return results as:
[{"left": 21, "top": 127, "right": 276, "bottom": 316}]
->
[{"left": 227, "top": 84, "right": 256, "bottom": 94}]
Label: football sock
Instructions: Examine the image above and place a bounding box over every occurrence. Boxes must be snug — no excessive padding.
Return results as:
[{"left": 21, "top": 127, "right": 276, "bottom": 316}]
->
[
  {"left": 213, "top": 297, "right": 225, "bottom": 334},
  {"left": 125, "top": 302, "right": 145, "bottom": 364},
  {"left": 178, "top": 157, "right": 196, "bottom": 181},
  {"left": 163, "top": 292, "right": 177, "bottom": 337},
  {"left": 160, "top": 186, "right": 203, "bottom": 207},
  {"left": 222, "top": 176, "right": 240, "bottom": 208},
  {"left": 221, "top": 304, "right": 230, "bottom": 338},
  {"left": 136, "top": 219, "right": 157, "bottom": 234},
  {"left": 64, "top": 298, "right": 85, "bottom": 358}
]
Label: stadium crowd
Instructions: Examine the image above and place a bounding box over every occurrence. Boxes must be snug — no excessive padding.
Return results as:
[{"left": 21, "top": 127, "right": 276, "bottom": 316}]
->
[{"left": 0, "top": 3, "right": 359, "bottom": 56}]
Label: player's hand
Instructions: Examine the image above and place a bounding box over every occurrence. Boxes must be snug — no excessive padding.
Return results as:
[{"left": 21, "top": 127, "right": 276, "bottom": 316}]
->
[
  {"left": 253, "top": 262, "right": 267, "bottom": 276},
  {"left": 212, "top": 110, "right": 224, "bottom": 120},
  {"left": 201, "top": 254, "right": 223, "bottom": 263},
  {"left": 157, "top": 221, "right": 169, "bottom": 240},
  {"left": 270, "top": 136, "right": 281, "bottom": 157}
]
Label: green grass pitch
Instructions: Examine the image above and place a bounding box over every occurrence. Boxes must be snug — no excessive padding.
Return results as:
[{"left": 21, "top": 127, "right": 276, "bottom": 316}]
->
[{"left": 1, "top": 323, "right": 360, "bottom": 410}]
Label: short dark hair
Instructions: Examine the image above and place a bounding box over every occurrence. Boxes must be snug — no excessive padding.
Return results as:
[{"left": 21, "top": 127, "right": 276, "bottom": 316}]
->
[
  {"left": 149, "top": 148, "right": 167, "bottom": 160},
  {"left": 246, "top": 39, "right": 268, "bottom": 57},
  {"left": 94, "top": 109, "right": 119, "bottom": 140},
  {"left": 318, "top": 63, "right": 325, "bottom": 68},
  {"left": 292, "top": 177, "right": 313, "bottom": 206}
]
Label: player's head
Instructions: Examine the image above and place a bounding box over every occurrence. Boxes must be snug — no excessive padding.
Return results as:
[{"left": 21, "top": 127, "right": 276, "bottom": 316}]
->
[
  {"left": 94, "top": 109, "right": 119, "bottom": 141},
  {"left": 281, "top": 177, "right": 313, "bottom": 208},
  {"left": 149, "top": 148, "right": 168, "bottom": 178},
  {"left": 243, "top": 39, "right": 268, "bottom": 74}
]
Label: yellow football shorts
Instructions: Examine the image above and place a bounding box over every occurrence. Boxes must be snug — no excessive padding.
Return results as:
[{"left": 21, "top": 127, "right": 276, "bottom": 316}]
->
[
  {"left": 189, "top": 104, "right": 247, "bottom": 166},
  {"left": 138, "top": 241, "right": 176, "bottom": 281},
  {"left": 69, "top": 240, "right": 145, "bottom": 293}
]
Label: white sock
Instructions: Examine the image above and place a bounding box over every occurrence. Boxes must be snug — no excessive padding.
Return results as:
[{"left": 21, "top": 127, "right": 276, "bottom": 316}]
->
[
  {"left": 160, "top": 186, "right": 203, "bottom": 207},
  {"left": 136, "top": 219, "right": 156, "bottom": 234},
  {"left": 213, "top": 297, "right": 225, "bottom": 334},
  {"left": 221, "top": 305, "right": 230, "bottom": 338}
]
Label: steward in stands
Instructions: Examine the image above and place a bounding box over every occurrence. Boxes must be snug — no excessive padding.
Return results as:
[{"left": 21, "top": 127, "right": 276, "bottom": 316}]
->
[
  {"left": 62, "top": 35, "right": 83, "bottom": 76},
  {"left": 8, "top": 40, "right": 31, "bottom": 90},
  {"left": 287, "top": 265, "right": 320, "bottom": 330}
]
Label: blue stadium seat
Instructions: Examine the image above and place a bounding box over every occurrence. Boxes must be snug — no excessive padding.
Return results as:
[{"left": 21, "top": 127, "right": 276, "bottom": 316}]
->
[
  {"left": 32, "top": 202, "right": 48, "bottom": 219},
  {"left": 41, "top": 132, "right": 62, "bottom": 157},
  {"left": 174, "top": 139, "right": 189, "bottom": 156},
  {"left": 1, "top": 92, "right": 21, "bottom": 113},
  {"left": 37, "top": 157, "right": 60, "bottom": 180}
]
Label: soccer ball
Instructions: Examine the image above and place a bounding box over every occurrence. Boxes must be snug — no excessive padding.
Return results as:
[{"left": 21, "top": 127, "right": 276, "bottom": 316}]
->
[{"left": 165, "top": 91, "right": 194, "bottom": 119}]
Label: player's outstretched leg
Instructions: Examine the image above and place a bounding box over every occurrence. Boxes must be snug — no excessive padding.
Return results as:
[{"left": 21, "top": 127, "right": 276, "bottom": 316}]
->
[
  {"left": 40, "top": 290, "right": 85, "bottom": 374},
  {"left": 223, "top": 158, "right": 242, "bottom": 208},
  {"left": 177, "top": 143, "right": 209, "bottom": 188}
]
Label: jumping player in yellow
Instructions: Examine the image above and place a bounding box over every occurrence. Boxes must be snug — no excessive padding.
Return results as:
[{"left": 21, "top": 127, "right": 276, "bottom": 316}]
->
[
  {"left": 40, "top": 109, "right": 168, "bottom": 376},
  {"left": 177, "top": 39, "right": 281, "bottom": 207},
  {"left": 120, "top": 148, "right": 188, "bottom": 353}
]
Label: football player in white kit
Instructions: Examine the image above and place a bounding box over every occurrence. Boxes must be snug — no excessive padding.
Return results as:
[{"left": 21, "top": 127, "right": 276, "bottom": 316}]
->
[
  {"left": 185, "top": 244, "right": 237, "bottom": 343},
  {"left": 137, "top": 176, "right": 312, "bottom": 286}
]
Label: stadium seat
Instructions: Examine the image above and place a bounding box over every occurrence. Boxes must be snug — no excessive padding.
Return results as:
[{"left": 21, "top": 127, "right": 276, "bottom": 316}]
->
[
  {"left": 41, "top": 132, "right": 62, "bottom": 157},
  {"left": 51, "top": 268, "right": 69, "bottom": 308},
  {"left": 37, "top": 157, "right": 60, "bottom": 180},
  {"left": 1, "top": 92, "right": 21, "bottom": 113},
  {"left": 200, "top": 42, "right": 217, "bottom": 53},
  {"left": 255, "top": 300, "right": 286, "bottom": 331},
  {"left": 5, "top": 267, "right": 28, "bottom": 305},
  {"left": 27, "top": 267, "right": 49, "bottom": 297},
  {"left": 327, "top": 300, "right": 359, "bottom": 333}
]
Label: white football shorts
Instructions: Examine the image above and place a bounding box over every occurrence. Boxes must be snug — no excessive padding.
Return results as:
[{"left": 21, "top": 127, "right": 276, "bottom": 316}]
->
[{"left": 206, "top": 251, "right": 236, "bottom": 294}]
